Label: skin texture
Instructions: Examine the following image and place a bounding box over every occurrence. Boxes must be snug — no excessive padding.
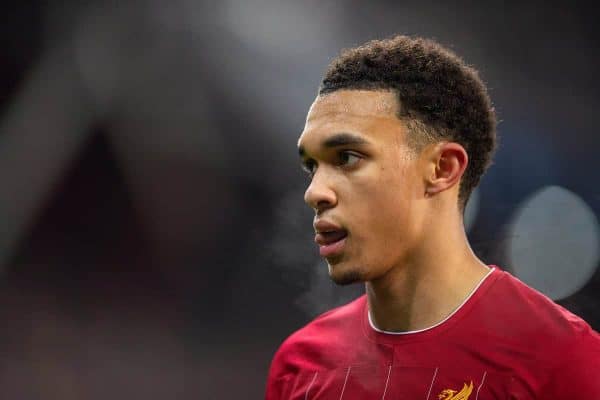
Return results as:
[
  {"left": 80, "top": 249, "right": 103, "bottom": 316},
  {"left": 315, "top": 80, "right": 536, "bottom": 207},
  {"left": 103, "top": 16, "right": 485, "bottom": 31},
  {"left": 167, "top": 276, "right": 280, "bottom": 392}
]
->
[{"left": 298, "top": 89, "right": 490, "bottom": 332}]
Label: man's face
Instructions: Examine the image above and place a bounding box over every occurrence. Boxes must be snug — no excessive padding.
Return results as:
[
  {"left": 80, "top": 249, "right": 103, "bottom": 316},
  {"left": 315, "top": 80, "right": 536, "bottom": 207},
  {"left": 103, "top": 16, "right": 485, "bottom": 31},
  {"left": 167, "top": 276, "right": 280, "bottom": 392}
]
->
[{"left": 298, "top": 90, "right": 429, "bottom": 285}]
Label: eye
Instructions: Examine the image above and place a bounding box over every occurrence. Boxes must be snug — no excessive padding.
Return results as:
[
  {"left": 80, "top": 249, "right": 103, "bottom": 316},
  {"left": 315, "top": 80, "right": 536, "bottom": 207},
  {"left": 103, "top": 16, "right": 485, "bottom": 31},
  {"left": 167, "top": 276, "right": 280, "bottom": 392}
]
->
[
  {"left": 337, "top": 151, "right": 362, "bottom": 167},
  {"left": 301, "top": 159, "right": 317, "bottom": 178}
]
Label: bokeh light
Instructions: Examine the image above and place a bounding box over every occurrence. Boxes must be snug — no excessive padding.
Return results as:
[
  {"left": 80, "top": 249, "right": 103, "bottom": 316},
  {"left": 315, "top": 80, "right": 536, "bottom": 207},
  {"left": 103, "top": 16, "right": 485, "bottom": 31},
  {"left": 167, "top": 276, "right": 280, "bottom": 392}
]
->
[{"left": 507, "top": 185, "right": 599, "bottom": 300}]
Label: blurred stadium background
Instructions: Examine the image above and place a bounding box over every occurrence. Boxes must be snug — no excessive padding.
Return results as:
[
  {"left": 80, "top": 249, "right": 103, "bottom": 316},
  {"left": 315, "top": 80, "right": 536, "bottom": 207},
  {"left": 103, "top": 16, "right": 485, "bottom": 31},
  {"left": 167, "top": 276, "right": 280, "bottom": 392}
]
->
[{"left": 0, "top": 1, "right": 598, "bottom": 398}]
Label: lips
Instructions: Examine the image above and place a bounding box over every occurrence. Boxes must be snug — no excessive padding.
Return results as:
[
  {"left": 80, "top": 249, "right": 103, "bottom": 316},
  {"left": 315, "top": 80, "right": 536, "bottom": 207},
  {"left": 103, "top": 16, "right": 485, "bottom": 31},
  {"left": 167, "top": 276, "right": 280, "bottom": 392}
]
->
[
  {"left": 315, "top": 230, "right": 347, "bottom": 245},
  {"left": 314, "top": 220, "right": 348, "bottom": 257}
]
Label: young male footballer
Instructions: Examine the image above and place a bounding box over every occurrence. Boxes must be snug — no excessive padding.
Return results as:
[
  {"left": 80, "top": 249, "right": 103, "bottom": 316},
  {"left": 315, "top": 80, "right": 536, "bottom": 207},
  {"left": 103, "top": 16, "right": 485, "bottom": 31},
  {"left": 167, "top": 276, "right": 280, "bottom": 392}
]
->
[{"left": 265, "top": 35, "right": 600, "bottom": 399}]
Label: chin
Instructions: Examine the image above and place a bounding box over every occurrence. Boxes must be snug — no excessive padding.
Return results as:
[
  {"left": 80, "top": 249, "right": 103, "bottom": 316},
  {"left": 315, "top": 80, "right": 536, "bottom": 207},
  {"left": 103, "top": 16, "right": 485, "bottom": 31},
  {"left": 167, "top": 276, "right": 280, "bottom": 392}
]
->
[{"left": 327, "top": 260, "right": 364, "bottom": 286}]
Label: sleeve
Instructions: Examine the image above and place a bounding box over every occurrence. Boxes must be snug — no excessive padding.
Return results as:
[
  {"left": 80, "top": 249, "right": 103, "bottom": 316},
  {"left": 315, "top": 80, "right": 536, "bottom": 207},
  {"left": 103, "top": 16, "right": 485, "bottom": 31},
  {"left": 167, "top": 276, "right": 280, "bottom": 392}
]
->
[
  {"left": 265, "top": 373, "right": 291, "bottom": 400},
  {"left": 538, "top": 328, "right": 600, "bottom": 397},
  {"left": 264, "top": 343, "right": 292, "bottom": 400}
]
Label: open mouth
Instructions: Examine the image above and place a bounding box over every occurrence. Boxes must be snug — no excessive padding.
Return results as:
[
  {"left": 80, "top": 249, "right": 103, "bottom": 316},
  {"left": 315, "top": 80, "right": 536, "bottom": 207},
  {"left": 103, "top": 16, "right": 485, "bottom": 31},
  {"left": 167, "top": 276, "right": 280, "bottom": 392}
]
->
[{"left": 315, "top": 229, "right": 348, "bottom": 257}]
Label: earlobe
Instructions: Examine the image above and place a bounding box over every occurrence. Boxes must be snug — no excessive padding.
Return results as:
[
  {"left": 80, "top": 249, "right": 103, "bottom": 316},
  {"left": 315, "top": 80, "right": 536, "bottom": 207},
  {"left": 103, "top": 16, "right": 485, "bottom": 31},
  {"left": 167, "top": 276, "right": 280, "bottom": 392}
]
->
[{"left": 425, "top": 142, "right": 468, "bottom": 196}]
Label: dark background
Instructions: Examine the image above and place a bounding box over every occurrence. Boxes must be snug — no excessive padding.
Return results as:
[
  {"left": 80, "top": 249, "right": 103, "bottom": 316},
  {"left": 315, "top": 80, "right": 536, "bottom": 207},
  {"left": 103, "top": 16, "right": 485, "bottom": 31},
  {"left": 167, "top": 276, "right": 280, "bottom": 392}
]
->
[{"left": 0, "top": 1, "right": 598, "bottom": 398}]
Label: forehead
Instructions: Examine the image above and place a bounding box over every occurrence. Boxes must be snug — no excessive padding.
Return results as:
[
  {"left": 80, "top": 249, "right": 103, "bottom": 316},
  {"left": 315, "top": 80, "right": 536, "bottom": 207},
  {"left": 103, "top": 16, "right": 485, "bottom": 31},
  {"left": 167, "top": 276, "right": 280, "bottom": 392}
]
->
[
  {"left": 299, "top": 90, "right": 405, "bottom": 148},
  {"left": 307, "top": 89, "right": 399, "bottom": 121}
]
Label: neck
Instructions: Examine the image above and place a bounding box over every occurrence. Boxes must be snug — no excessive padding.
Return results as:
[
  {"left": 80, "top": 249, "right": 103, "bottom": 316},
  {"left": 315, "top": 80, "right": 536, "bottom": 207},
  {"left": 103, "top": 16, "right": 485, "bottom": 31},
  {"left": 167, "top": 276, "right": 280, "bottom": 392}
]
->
[{"left": 366, "top": 216, "right": 490, "bottom": 333}]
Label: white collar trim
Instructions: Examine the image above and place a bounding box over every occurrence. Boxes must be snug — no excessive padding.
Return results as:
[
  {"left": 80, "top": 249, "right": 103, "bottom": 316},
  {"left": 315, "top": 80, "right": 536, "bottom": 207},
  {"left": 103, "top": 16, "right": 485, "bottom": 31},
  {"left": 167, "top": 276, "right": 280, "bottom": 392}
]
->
[{"left": 368, "top": 267, "right": 496, "bottom": 335}]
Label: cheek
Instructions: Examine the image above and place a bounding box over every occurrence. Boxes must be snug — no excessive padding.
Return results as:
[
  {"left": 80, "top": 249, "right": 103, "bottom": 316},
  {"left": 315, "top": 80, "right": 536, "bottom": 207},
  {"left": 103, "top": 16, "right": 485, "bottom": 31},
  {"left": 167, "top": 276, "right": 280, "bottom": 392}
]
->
[
  {"left": 352, "top": 168, "right": 420, "bottom": 252},
  {"left": 368, "top": 164, "right": 415, "bottom": 217}
]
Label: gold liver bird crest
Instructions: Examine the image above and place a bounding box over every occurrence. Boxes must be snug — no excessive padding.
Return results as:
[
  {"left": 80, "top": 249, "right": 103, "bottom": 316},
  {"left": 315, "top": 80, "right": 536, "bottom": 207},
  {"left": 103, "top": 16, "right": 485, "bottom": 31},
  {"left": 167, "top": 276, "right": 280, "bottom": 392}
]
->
[{"left": 438, "top": 381, "right": 474, "bottom": 400}]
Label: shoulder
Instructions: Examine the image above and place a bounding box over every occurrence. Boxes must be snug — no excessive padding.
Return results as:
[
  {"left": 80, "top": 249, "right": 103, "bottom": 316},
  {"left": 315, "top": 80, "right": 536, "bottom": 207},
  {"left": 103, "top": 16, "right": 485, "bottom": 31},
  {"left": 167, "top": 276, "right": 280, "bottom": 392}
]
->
[
  {"left": 539, "top": 325, "right": 600, "bottom": 396},
  {"left": 481, "top": 268, "right": 599, "bottom": 362},
  {"left": 484, "top": 269, "right": 593, "bottom": 339},
  {"left": 267, "top": 295, "right": 366, "bottom": 379},
  {"left": 460, "top": 268, "right": 600, "bottom": 395}
]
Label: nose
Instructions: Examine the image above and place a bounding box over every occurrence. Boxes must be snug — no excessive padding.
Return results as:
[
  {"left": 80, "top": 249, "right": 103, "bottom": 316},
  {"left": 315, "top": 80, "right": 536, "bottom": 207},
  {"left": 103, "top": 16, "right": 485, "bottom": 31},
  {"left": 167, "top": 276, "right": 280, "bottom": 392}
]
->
[{"left": 304, "top": 169, "right": 337, "bottom": 212}]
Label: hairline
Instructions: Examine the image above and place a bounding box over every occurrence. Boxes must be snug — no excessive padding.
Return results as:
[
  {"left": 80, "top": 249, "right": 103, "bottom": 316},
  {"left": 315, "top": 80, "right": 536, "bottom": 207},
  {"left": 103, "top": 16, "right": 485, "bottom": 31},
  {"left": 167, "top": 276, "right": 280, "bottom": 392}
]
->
[{"left": 318, "top": 87, "right": 446, "bottom": 153}]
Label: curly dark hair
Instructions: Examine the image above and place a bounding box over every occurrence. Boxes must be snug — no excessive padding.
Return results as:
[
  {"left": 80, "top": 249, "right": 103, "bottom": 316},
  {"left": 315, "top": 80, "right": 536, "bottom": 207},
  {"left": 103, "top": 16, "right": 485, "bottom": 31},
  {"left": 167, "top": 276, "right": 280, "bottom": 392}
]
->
[{"left": 319, "top": 35, "right": 497, "bottom": 209}]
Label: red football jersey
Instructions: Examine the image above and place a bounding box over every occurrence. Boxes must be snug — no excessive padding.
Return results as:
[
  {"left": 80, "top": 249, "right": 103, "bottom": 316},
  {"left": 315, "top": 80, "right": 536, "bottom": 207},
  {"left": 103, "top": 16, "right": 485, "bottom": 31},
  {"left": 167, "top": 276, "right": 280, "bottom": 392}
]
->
[{"left": 266, "top": 267, "right": 600, "bottom": 399}]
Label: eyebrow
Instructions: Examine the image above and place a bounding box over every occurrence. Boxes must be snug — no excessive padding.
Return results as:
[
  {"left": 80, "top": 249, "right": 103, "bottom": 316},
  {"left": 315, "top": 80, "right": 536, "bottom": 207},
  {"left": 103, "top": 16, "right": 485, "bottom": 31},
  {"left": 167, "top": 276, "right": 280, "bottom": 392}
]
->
[{"left": 298, "top": 132, "right": 370, "bottom": 158}]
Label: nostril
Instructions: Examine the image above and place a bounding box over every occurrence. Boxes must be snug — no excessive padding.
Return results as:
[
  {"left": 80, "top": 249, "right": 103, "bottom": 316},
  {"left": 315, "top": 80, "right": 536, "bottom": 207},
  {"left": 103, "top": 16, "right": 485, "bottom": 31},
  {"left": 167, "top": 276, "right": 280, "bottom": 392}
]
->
[{"left": 317, "top": 199, "right": 333, "bottom": 210}]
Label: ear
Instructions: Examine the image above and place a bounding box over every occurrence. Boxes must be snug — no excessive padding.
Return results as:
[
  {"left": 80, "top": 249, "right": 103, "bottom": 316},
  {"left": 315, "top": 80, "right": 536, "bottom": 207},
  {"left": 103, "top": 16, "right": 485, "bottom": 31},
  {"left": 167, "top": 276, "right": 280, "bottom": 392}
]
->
[{"left": 424, "top": 142, "right": 468, "bottom": 196}]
